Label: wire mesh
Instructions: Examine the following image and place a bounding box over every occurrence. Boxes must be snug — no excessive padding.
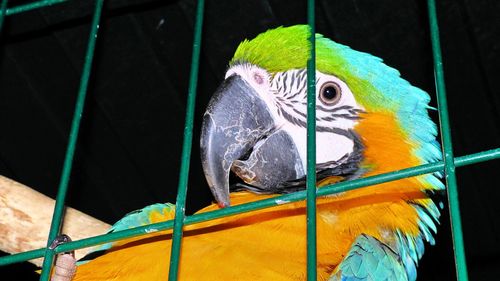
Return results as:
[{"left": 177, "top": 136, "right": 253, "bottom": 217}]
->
[{"left": 0, "top": 0, "right": 499, "bottom": 280}]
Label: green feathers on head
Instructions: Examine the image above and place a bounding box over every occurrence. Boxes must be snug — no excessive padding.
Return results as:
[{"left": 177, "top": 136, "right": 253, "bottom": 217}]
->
[
  {"left": 232, "top": 25, "right": 403, "bottom": 112},
  {"left": 231, "top": 25, "right": 388, "bottom": 110},
  {"left": 231, "top": 25, "right": 311, "bottom": 74}
]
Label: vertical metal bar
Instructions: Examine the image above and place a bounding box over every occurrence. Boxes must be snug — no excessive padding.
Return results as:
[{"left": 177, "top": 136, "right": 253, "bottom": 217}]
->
[
  {"left": 306, "top": 0, "right": 317, "bottom": 280},
  {"left": 168, "top": 0, "right": 204, "bottom": 280},
  {"left": 427, "top": 1, "right": 469, "bottom": 280},
  {"left": 0, "top": 0, "right": 7, "bottom": 33},
  {"left": 39, "top": 0, "right": 104, "bottom": 280}
]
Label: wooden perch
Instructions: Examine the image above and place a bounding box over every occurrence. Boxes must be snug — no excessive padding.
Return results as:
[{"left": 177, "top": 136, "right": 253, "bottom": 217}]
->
[{"left": 0, "top": 175, "right": 111, "bottom": 267}]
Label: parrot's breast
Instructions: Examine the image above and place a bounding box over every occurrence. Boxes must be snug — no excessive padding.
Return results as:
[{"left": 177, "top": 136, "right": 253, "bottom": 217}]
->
[{"left": 73, "top": 187, "right": 425, "bottom": 281}]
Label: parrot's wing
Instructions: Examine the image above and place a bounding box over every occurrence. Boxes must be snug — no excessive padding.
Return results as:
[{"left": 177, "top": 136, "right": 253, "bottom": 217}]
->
[
  {"left": 77, "top": 203, "right": 175, "bottom": 265},
  {"left": 107, "top": 203, "right": 176, "bottom": 233},
  {"left": 329, "top": 234, "right": 409, "bottom": 281}
]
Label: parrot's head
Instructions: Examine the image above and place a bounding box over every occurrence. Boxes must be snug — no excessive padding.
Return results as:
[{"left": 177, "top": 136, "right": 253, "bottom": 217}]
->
[{"left": 201, "top": 25, "right": 443, "bottom": 207}]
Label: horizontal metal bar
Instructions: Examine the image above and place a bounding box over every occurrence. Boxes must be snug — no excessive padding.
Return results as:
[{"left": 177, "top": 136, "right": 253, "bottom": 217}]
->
[
  {"left": 0, "top": 147, "right": 499, "bottom": 266},
  {"left": 0, "top": 248, "right": 45, "bottom": 266},
  {"left": 5, "top": 0, "right": 69, "bottom": 16}
]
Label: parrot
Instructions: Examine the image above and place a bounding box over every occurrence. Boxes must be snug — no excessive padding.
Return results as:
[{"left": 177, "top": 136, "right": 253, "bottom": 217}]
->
[{"left": 69, "top": 25, "right": 443, "bottom": 281}]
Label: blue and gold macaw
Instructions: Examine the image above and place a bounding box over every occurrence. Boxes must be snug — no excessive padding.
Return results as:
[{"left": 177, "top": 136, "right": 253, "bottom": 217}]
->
[{"left": 72, "top": 25, "right": 443, "bottom": 281}]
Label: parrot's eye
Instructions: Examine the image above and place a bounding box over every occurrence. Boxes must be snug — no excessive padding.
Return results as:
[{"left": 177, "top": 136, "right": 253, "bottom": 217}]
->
[{"left": 319, "top": 82, "right": 342, "bottom": 105}]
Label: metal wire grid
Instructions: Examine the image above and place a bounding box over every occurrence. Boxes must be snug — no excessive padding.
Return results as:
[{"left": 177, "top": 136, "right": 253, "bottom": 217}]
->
[{"left": 1, "top": 0, "right": 500, "bottom": 280}]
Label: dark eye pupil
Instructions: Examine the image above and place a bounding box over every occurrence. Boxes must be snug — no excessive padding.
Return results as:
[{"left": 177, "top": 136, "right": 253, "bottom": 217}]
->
[{"left": 323, "top": 86, "right": 338, "bottom": 100}]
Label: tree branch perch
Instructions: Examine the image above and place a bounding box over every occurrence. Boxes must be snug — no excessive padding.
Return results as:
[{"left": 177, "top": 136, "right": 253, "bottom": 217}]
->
[{"left": 0, "top": 175, "right": 111, "bottom": 266}]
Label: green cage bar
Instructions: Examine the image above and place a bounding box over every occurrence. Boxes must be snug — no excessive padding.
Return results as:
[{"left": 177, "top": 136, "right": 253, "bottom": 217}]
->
[
  {"left": 0, "top": 0, "right": 499, "bottom": 280},
  {"left": 168, "top": 0, "right": 205, "bottom": 280},
  {"left": 5, "top": 0, "right": 68, "bottom": 16},
  {"left": 427, "top": 0, "right": 469, "bottom": 280},
  {"left": 0, "top": 148, "right": 499, "bottom": 267},
  {"left": 305, "top": 0, "right": 317, "bottom": 280},
  {"left": 38, "top": 0, "right": 104, "bottom": 280},
  {"left": 0, "top": 0, "right": 7, "bottom": 32}
]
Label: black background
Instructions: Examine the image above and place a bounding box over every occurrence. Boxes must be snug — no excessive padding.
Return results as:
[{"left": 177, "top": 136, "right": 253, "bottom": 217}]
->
[{"left": 1, "top": 0, "right": 499, "bottom": 280}]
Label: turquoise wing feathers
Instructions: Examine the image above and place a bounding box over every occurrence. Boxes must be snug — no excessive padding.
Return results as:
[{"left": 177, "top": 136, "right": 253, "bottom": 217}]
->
[
  {"left": 330, "top": 234, "right": 409, "bottom": 281},
  {"left": 77, "top": 203, "right": 175, "bottom": 265},
  {"left": 107, "top": 203, "right": 175, "bottom": 233}
]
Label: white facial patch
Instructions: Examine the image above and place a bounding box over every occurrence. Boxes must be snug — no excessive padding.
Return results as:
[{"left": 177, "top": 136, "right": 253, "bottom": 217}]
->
[
  {"left": 225, "top": 64, "right": 364, "bottom": 174},
  {"left": 225, "top": 64, "right": 281, "bottom": 122}
]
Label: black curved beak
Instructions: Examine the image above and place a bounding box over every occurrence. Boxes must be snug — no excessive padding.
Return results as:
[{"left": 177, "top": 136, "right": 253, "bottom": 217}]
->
[
  {"left": 200, "top": 75, "right": 304, "bottom": 207},
  {"left": 200, "top": 75, "right": 274, "bottom": 207}
]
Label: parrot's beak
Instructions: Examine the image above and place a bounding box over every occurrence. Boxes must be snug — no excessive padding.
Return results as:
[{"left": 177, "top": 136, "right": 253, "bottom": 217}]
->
[
  {"left": 201, "top": 75, "right": 304, "bottom": 207},
  {"left": 200, "top": 75, "right": 275, "bottom": 207}
]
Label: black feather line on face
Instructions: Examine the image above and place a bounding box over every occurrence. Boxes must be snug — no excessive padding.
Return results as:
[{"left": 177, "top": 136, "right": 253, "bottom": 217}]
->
[
  {"left": 277, "top": 99, "right": 362, "bottom": 129},
  {"left": 231, "top": 130, "right": 365, "bottom": 194}
]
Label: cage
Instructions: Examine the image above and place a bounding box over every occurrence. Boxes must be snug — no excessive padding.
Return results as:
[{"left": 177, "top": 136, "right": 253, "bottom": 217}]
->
[{"left": 1, "top": 0, "right": 499, "bottom": 280}]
